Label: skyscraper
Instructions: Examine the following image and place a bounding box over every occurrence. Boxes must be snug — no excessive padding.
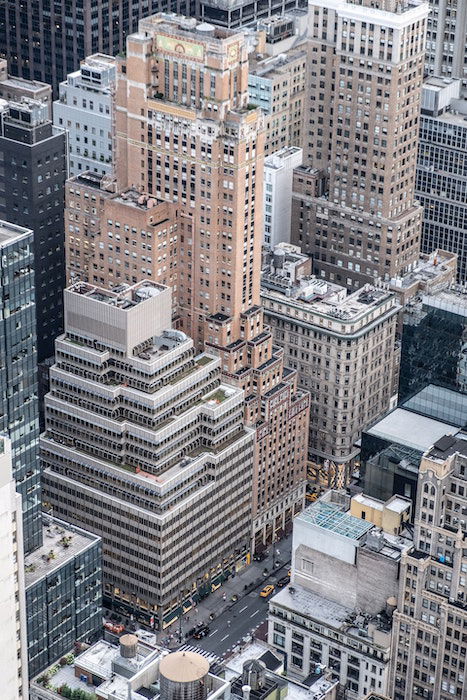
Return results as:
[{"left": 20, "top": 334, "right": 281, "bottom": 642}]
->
[
  {"left": 0, "top": 97, "right": 67, "bottom": 362},
  {"left": 261, "top": 243, "right": 401, "bottom": 480},
  {"left": 425, "top": 0, "right": 467, "bottom": 91},
  {"left": 41, "top": 280, "right": 255, "bottom": 627},
  {"left": 54, "top": 54, "right": 117, "bottom": 177},
  {"left": 0, "top": 436, "right": 29, "bottom": 699},
  {"left": 0, "top": 221, "right": 41, "bottom": 554},
  {"left": 416, "top": 77, "right": 467, "bottom": 281},
  {"left": 388, "top": 434, "right": 467, "bottom": 699},
  {"left": 0, "top": 0, "right": 192, "bottom": 95},
  {"left": 115, "top": 14, "right": 310, "bottom": 550},
  {"left": 292, "top": 0, "right": 429, "bottom": 288},
  {"left": 196, "top": 0, "right": 307, "bottom": 28}
]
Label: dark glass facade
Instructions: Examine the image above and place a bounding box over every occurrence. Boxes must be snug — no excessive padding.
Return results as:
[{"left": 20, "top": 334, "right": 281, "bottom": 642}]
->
[
  {"left": 0, "top": 223, "right": 42, "bottom": 553},
  {"left": 0, "top": 103, "right": 67, "bottom": 362},
  {"left": 399, "top": 294, "right": 467, "bottom": 403},
  {"left": 25, "top": 517, "right": 102, "bottom": 678}
]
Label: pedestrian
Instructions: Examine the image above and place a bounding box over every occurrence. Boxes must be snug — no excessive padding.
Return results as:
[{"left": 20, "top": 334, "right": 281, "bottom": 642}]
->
[{"left": 227, "top": 619, "right": 231, "bottom": 628}]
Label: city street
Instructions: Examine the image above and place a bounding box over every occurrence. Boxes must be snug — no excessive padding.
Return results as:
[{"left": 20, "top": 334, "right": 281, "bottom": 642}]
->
[
  {"left": 163, "top": 533, "right": 293, "bottom": 657},
  {"left": 105, "top": 533, "right": 293, "bottom": 657}
]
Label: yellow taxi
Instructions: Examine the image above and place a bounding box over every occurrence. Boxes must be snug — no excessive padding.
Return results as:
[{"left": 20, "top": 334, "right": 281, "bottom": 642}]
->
[{"left": 259, "top": 584, "right": 275, "bottom": 598}]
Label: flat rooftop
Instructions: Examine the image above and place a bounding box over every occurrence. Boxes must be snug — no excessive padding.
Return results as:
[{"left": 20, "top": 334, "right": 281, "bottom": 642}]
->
[
  {"left": 390, "top": 250, "right": 457, "bottom": 289},
  {"left": 426, "top": 434, "right": 467, "bottom": 462},
  {"left": 0, "top": 74, "right": 50, "bottom": 92},
  {"left": 249, "top": 48, "right": 306, "bottom": 76},
  {"left": 68, "top": 171, "right": 109, "bottom": 190},
  {"left": 272, "top": 584, "right": 352, "bottom": 628},
  {"left": 264, "top": 146, "right": 302, "bottom": 169},
  {"left": 262, "top": 279, "right": 395, "bottom": 323},
  {"left": 365, "top": 407, "right": 459, "bottom": 452},
  {"left": 68, "top": 280, "right": 167, "bottom": 309},
  {"left": 423, "top": 288, "right": 467, "bottom": 316},
  {"left": 225, "top": 641, "right": 336, "bottom": 700},
  {"left": 0, "top": 220, "right": 32, "bottom": 245},
  {"left": 24, "top": 517, "right": 100, "bottom": 587},
  {"left": 139, "top": 13, "right": 240, "bottom": 42},
  {"left": 297, "top": 501, "right": 374, "bottom": 540},
  {"left": 113, "top": 189, "right": 165, "bottom": 210},
  {"left": 271, "top": 584, "right": 392, "bottom": 647}
]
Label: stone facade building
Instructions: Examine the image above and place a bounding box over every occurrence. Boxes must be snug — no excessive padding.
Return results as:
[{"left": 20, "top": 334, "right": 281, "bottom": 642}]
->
[
  {"left": 388, "top": 435, "right": 467, "bottom": 699},
  {"left": 291, "top": 0, "right": 429, "bottom": 288},
  {"left": 261, "top": 244, "right": 400, "bottom": 476}
]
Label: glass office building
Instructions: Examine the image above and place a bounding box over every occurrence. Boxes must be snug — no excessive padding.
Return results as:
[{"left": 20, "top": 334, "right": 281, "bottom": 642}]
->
[
  {"left": 0, "top": 221, "right": 42, "bottom": 554},
  {"left": 24, "top": 517, "right": 102, "bottom": 678},
  {"left": 399, "top": 289, "right": 467, "bottom": 403}
]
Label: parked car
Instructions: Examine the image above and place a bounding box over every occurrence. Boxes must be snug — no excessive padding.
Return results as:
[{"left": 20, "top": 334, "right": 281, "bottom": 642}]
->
[
  {"left": 253, "top": 552, "right": 266, "bottom": 562},
  {"left": 277, "top": 576, "right": 290, "bottom": 588},
  {"left": 259, "top": 584, "right": 275, "bottom": 598},
  {"left": 192, "top": 624, "right": 210, "bottom": 639}
]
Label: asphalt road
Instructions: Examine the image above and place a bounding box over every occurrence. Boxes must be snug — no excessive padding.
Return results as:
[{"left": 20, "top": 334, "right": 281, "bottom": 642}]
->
[{"left": 191, "top": 561, "right": 290, "bottom": 657}]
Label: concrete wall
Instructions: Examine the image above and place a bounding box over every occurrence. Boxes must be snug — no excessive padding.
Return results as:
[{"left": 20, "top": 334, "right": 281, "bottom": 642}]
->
[
  {"left": 294, "top": 542, "right": 358, "bottom": 610},
  {"left": 356, "top": 548, "right": 400, "bottom": 615}
]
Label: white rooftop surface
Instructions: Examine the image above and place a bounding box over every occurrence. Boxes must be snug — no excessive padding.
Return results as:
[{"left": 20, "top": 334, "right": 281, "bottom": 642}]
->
[
  {"left": 366, "top": 408, "right": 458, "bottom": 452},
  {"left": 353, "top": 494, "right": 383, "bottom": 511},
  {"left": 271, "top": 584, "right": 351, "bottom": 628},
  {"left": 386, "top": 497, "right": 410, "bottom": 514}
]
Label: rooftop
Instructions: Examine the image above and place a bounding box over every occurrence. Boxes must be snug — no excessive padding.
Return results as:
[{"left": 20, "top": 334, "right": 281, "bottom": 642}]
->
[
  {"left": 113, "top": 189, "right": 165, "bottom": 211},
  {"left": 0, "top": 74, "right": 50, "bottom": 93},
  {"left": 262, "top": 276, "right": 396, "bottom": 326},
  {"left": 225, "top": 641, "right": 337, "bottom": 700},
  {"left": 139, "top": 13, "right": 241, "bottom": 44},
  {"left": 0, "top": 220, "right": 32, "bottom": 246},
  {"left": 271, "top": 584, "right": 392, "bottom": 647},
  {"left": 68, "top": 280, "right": 167, "bottom": 310},
  {"left": 297, "top": 501, "right": 374, "bottom": 541},
  {"left": 423, "top": 287, "right": 467, "bottom": 316},
  {"left": 264, "top": 146, "right": 303, "bottom": 169},
  {"left": 249, "top": 48, "right": 306, "bottom": 77},
  {"left": 365, "top": 406, "right": 460, "bottom": 452},
  {"left": 389, "top": 249, "right": 457, "bottom": 289},
  {"left": 68, "top": 170, "right": 110, "bottom": 190},
  {"left": 426, "top": 434, "right": 467, "bottom": 462},
  {"left": 24, "top": 516, "right": 100, "bottom": 587}
]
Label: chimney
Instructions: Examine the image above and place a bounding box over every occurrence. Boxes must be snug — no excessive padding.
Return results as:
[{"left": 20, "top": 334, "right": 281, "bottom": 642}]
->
[{"left": 242, "top": 685, "right": 251, "bottom": 700}]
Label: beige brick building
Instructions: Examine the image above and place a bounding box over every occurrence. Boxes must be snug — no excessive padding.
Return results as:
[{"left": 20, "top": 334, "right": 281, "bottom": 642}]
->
[
  {"left": 75, "top": 13, "right": 310, "bottom": 549},
  {"left": 66, "top": 176, "right": 178, "bottom": 291},
  {"left": 291, "top": 0, "right": 429, "bottom": 288},
  {"left": 389, "top": 435, "right": 467, "bottom": 699}
]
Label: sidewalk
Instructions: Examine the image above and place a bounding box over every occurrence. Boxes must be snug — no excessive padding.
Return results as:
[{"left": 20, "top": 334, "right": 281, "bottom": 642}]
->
[{"left": 163, "top": 532, "right": 293, "bottom": 644}]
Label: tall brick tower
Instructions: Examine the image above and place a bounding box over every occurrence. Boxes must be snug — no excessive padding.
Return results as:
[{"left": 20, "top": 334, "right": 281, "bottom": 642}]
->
[{"left": 116, "top": 14, "right": 309, "bottom": 548}]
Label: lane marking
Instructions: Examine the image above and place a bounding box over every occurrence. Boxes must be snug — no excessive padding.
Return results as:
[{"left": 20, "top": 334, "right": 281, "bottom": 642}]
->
[
  {"left": 208, "top": 629, "right": 218, "bottom": 637},
  {"left": 221, "top": 634, "right": 229, "bottom": 642},
  {"left": 250, "top": 610, "right": 259, "bottom": 618},
  {"left": 239, "top": 605, "right": 248, "bottom": 613}
]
